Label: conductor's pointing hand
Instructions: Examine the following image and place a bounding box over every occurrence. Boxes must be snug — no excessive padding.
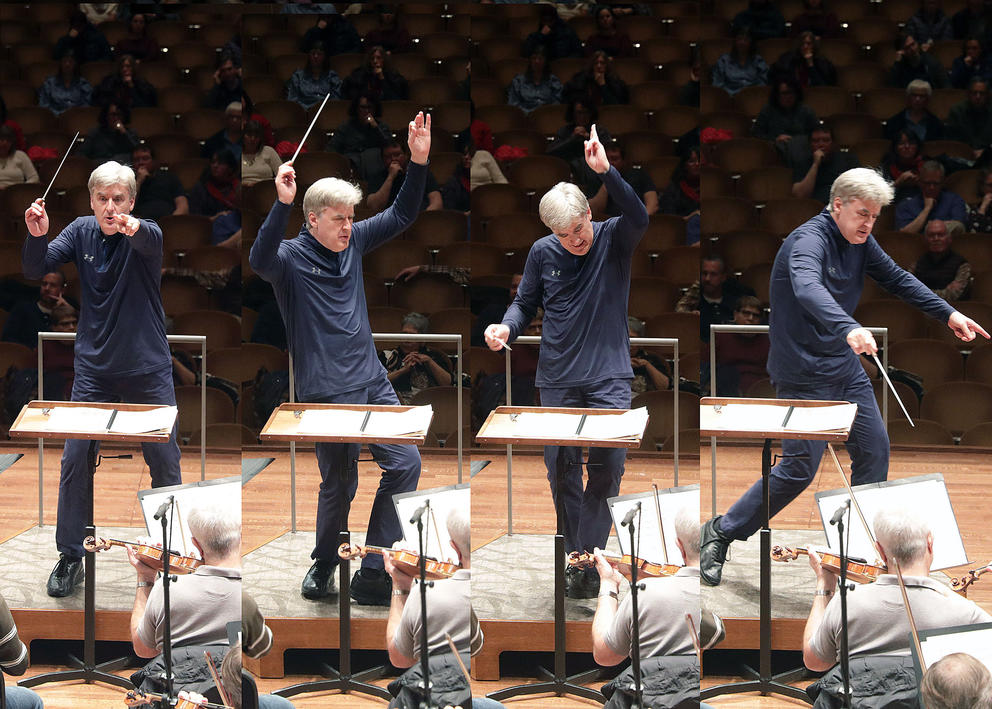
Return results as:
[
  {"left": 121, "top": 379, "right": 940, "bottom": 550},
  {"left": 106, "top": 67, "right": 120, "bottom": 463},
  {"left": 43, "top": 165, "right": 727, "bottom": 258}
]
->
[{"left": 584, "top": 123, "right": 609, "bottom": 174}]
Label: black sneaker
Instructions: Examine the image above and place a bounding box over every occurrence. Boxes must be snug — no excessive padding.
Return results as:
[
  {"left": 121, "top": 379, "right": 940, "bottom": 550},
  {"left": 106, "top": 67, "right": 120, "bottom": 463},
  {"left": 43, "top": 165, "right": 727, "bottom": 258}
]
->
[
  {"left": 350, "top": 567, "right": 392, "bottom": 605},
  {"left": 700, "top": 516, "right": 732, "bottom": 587},
  {"left": 47, "top": 554, "right": 83, "bottom": 597},
  {"left": 565, "top": 564, "right": 599, "bottom": 599},
  {"left": 301, "top": 559, "right": 337, "bottom": 599}
]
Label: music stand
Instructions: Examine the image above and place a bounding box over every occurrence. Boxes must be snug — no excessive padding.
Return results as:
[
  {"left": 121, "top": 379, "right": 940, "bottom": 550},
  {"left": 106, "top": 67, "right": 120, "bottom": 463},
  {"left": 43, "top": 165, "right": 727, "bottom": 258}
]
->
[
  {"left": 477, "top": 405, "right": 647, "bottom": 704},
  {"left": 259, "top": 402, "right": 432, "bottom": 702},
  {"left": 11, "top": 400, "right": 175, "bottom": 691},
  {"left": 699, "top": 397, "right": 855, "bottom": 703}
]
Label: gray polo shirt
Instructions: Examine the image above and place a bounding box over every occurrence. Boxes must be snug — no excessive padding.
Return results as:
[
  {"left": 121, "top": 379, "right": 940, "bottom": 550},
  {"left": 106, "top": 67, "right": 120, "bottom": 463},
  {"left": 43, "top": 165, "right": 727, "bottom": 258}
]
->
[
  {"left": 138, "top": 566, "right": 241, "bottom": 653},
  {"left": 605, "top": 566, "right": 699, "bottom": 659},
  {"left": 394, "top": 568, "right": 470, "bottom": 660},
  {"left": 809, "top": 575, "right": 992, "bottom": 663}
]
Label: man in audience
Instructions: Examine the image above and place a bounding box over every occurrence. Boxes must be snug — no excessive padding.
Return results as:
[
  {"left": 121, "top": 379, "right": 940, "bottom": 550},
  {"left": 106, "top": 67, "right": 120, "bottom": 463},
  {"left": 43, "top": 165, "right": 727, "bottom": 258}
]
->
[
  {"left": 888, "top": 31, "right": 949, "bottom": 88},
  {"left": 895, "top": 160, "right": 968, "bottom": 232},
  {"left": 791, "top": 125, "right": 860, "bottom": 203},
  {"left": 588, "top": 141, "right": 658, "bottom": 217},
  {"left": 1, "top": 270, "right": 68, "bottom": 348},
  {"left": 132, "top": 145, "right": 189, "bottom": 220},
  {"left": 676, "top": 256, "right": 755, "bottom": 342},
  {"left": 910, "top": 219, "right": 970, "bottom": 301},
  {"left": 946, "top": 76, "right": 992, "bottom": 159},
  {"left": 366, "top": 140, "right": 441, "bottom": 212},
  {"left": 884, "top": 79, "right": 944, "bottom": 142}
]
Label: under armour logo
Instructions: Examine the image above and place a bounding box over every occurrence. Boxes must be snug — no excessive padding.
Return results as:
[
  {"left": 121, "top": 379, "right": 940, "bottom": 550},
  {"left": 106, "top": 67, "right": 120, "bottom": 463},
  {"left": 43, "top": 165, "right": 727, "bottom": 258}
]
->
[
  {"left": 83, "top": 254, "right": 94, "bottom": 263},
  {"left": 312, "top": 267, "right": 321, "bottom": 275},
  {"left": 828, "top": 266, "right": 838, "bottom": 277},
  {"left": 551, "top": 269, "right": 561, "bottom": 277}
]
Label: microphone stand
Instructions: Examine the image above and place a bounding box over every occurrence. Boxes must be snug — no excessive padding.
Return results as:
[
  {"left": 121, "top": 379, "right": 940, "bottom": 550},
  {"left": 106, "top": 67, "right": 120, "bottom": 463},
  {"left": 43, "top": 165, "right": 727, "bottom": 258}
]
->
[
  {"left": 623, "top": 503, "right": 644, "bottom": 709},
  {"left": 831, "top": 501, "right": 852, "bottom": 709},
  {"left": 156, "top": 496, "right": 176, "bottom": 709},
  {"left": 413, "top": 500, "right": 435, "bottom": 709}
]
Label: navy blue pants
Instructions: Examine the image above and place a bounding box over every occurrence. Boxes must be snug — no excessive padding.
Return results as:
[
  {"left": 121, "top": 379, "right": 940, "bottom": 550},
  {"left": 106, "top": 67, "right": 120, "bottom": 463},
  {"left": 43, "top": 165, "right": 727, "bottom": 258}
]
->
[
  {"left": 720, "top": 367, "right": 889, "bottom": 540},
  {"left": 541, "top": 378, "right": 631, "bottom": 554},
  {"left": 57, "top": 366, "right": 182, "bottom": 558},
  {"left": 310, "top": 374, "right": 421, "bottom": 569}
]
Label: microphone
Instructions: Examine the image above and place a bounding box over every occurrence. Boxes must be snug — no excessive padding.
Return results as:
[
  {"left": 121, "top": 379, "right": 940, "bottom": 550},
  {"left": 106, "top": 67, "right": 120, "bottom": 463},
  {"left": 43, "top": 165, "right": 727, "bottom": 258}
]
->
[
  {"left": 154, "top": 496, "right": 173, "bottom": 521},
  {"left": 410, "top": 502, "right": 429, "bottom": 525},
  {"left": 830, "top": 499, "right": 850, "bottom": 526},
  {"left": 621, "top": 502, "right": 641, "bottom": 528}
]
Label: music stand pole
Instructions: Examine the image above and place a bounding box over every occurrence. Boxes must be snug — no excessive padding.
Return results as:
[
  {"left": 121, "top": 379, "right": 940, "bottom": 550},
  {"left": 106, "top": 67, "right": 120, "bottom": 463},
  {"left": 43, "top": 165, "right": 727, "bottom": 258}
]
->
[
  {"left": 626, "top": 509, "right": 643, "bottom": 709},
  {"left": 835, "top": 510, "right": 851, "bottom": 709},
  {"left": 158, "top": 497, "right": 176, "bottom": 706},
  {"left": 415, "top": 501, "right": 434, "bottom": 708}
]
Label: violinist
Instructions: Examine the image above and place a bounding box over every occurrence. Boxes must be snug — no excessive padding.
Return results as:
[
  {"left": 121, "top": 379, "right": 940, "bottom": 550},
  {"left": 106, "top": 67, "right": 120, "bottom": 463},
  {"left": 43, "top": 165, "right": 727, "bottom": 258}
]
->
[
  {"left": 127, "top": 501, "right": 240, "bottom": 698},
  {"left": 383, "top": 508, "right": 472, "bottom": 709},
  {"left": 920, "top": 653, "right": 992, "bottom": 709},
  {"left": 803, "top": 506, "right": 991, "bottom": 674},
  {"left": 0, "top": 591, "right": 44, "bottom": 709}
]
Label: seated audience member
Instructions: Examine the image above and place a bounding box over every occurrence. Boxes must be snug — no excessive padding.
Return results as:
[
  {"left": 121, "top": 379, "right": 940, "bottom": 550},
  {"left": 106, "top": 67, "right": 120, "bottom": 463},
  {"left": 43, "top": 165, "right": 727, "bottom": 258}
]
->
[
  {"left": 38, "top": 48, "right": 93, "bottom": 115},
  {"left": 2, "top": 271, "right": 68, "bottom": 348},
  {"left": 0, "top": 591, "right": 45, "bottom": 709},
  {"left": 628, "top": 316, "right": 670, "bottom": 393},
  {"left": 507, "top": 46, "right": 563, "bottom": 114},
  {"left": 547, "top": 101, "right": 612, "bottom": 195},
  {"left": 770, "top": 31, "right": 837, "bottom": 87},
  {"left": 882, "top": 130, "right": 926, "bottom": 203},
  {"left": 188, "top": 150, "right": 241, "bottom": 249},
  {"left": 920, "top": 653, "right": 992, "bottom": 709},
  {"left": 658, "top": 145, "right": 700, "bottom": 222},
  {"left": 202, "top": 102, "right": 243, "bottom": 161},
  {"left": 300, "top": 13, "right": 362, "bottom": 57},
  {"left": 732, "top": 0, "right": 786, "bottom": 40},
  {"left": 81, "top": 102, "right": 140, "bottom": 164},
  {"left": 789, "top": 0, "right": 841, "bottom": 39},
  {"left": 0, "top": 96, "right": 26, "bottom": 152},
  {"left": 884, "top": 79, "right": 944, "bottom": 142},
  {"left": 751, "top": 78, "right": 819, "bottom": 153},
  {"left": 712, "top": 28, "right": 769, "bottom": 96},
  {"left": 521, "top": 4, "right": 583, "bottom": 61},
  {"left": 950, "top": 37, "right": 992, "bottom": 88},
  {"left": 589, "top": 140, "right": 657, "bottom": 217},
  {"left": 366, "top": 140, "right": 441, "bottom": 212},
  {"left": 0, "top": 125, "right": 38, "bottom": 189},
  {"left": 341, "top": 45, "right": 408, "bottom": 101},
  {"left": 951, "top": 0, "right": 992, "bottom": 39},
  {"left": 205, "top": 50, "right": 243, "bottom": 111},
  {"left": 242, "top": 121, "right": 282, "bottom": 187},
  {"left": 583, "top": 5, "right": 634, "bottom": 58},
  {"left": 132, "top": 145, "right": 188, "bottom": 220},
  {"left": 968, "top": 167, "right": 992, "bottom": 232},
  {"left": 363, "top": 4, "right": 413, "bottom": 54},
  {"left": 790, "top": 124, "right": 859, "bottom": 203},
  {"left": 910, "top": 219, "right": 970, "bottom": 300},
  {"left": 244, "top": 94, "right": 275, "bottom": 147},
  {"left": 946, "top": 76, "right": 992, "bottom": 157},
  {"left": 888, "top": 31, "right": 950, "bottom": 88},
  {"left": 380, "top": 312, "right": 453, "bottom": 405},
  {"left": 803, "top": 505, "right": 992, "bottom": 675},
  {"left": 43, "top": 303, "right": 78, "bottom": 401},
  {"left": 285, "top": 41, "right": 342, "bottom": 109},
  {"left": 895, "top": 160, "right": 968, "bottom": 232},
  {"left": 328, "top": 92, "right": 393, "bottom": 181},
  {"left": 904, "top": 0, "right": 953, "bottom": 45},
  {"left": 441, "top": 143, "right": 471, "bottom": 212},
  {"left": 676, "top": 256, "right": 755, "bottom": 341},
  {"left": 713, "top": 296, "right": 770, "bottom": 396},
  {"left": 679, "top": 45, "right": 701, "bottom": 107},
  {"left": 54, "top": 9, "right": 112, "bottom": 64},
  {"left": 128, "top": 502, "right": 240, "bottom": 695},
  {"left": 93, "top": 54, "right": 157, "bottom": 111},
  {"left": 563, "top": 50, "right": 630, "bottom": 107},
  {"left": 113, "top": 12, "right": 159, "bottom": 62}
]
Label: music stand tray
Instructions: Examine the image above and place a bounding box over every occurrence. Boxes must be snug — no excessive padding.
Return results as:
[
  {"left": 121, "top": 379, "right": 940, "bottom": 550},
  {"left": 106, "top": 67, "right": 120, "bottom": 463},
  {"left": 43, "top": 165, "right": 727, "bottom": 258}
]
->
[
  {"left": 475, "top": 405, "right": 646, "bottom": 448},
  {"left": 260, "top": 402, "right": 431, "bottom": 702},
  {"left": 700, "top": 397, "right": 854, "bottom": 704},
  {"left": 12, "top": 400, "right": 174, "bottom": 691}
]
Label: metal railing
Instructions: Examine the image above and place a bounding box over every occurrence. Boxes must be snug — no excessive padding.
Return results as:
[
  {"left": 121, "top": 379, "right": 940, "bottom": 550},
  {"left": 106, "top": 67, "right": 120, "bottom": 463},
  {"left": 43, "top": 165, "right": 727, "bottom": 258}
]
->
[
  {"left": 36, "top": 332, "right": 208, "bottom": 526},
  {"left": 706, "top": 324, "right": 889, "bottom": 517},
  {"left": 502, "top": 335, "right": 681, "bottom": 535}
]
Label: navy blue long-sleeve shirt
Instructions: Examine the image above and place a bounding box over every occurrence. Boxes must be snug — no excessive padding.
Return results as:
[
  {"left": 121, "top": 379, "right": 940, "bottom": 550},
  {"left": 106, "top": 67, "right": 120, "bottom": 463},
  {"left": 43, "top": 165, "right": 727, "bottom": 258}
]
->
[
  {"left": 767, "top": 209, "right": 955, "bottom": 387},
  {"left": 500, "top": 166, "right": 648, "bottom": 388},
  {"left": 22, "top": 217, "right": 171, "bottom": 377},
  {"left": 249, "top": 161, "right": 428, "bottom": 400}
]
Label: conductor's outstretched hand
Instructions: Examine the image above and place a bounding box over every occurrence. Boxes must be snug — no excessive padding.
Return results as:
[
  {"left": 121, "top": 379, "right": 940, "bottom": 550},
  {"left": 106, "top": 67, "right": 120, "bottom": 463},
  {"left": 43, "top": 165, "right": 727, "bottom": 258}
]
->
[
  {"left": 948, "top": 311, "right": 991, "bottom": 342},
  {"left": 408, "top": 111, "right": 432, "bottom": 165},
  {"left": 584, "top": 123, "right": 609, "bottom": 174},
  {"left": 276, "top": 162, "right": 297, "bottom": 205},
  {"left": 24, "top": 198, "right": 49, "bottom": 237}
]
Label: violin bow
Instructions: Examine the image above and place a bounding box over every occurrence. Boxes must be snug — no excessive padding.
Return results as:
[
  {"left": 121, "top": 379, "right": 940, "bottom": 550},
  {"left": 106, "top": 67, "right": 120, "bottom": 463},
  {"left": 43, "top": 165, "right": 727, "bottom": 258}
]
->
[
  {"left": 892, "top": 559, "right": 925, "bottom": 666},
  {"left": 652, "top": 483, "right": 669, "bottom": 564},
  {"left": 826, "top": 444, "right": 883, "bottom": 567},
  {"left": 203, "top": 650, "right": 232, "bottom": 709},
  {"left": 685, "top": 613, "right": 702, "bottom": 669},
  {"left": 445, "top": 632, "right": 471, "bottom": 685}
]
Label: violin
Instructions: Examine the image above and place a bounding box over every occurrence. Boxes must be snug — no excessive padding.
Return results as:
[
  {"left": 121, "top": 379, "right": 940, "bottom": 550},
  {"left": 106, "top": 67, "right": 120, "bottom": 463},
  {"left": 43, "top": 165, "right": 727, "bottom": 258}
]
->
[
  {"left": 950, "top": 562, "right": 992, "bottom": 594},
  {"left": 124, "top": 689, "right": 230, "bottom": 708},
  {"left": 338, "top": 543, "right": 459, "bottom": 580},
  {"left": 770, "top": 545, "right": 885, "bottom": 585},
  {"left": 83, "top": 536, "right": 202, "bottom": 575},
  {"left": 567, "top": 551, "right": 682, "bottom": 581}
]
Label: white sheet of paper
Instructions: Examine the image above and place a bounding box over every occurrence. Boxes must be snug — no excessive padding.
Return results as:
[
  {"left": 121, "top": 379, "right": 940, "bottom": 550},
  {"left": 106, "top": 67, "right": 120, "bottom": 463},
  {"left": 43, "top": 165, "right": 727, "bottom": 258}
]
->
[
  {"left": 109, "top": 406, "right": 177, "bottom": 434},
  {"left": 785, "top": 403, "right": 857, "bottom": 432},
  {"left": 701, "top": 403, "right": 791, "bottom": 433},
  {"left": 610, "top": 486, "right": 700, "bottom": 563},
  {"left": 393, "top": 484, "right": 470, "bottom": 565},
  {"left": 510, "top": 412, "right": 584, "bottom": 437},
  {"left": 367, "top": 405, "right": 433, "bottom": 436},
  {"left": 46, "top": 406, "right": 114, "bottom": 432},
  {"left": 297, "top": 408, "right": 368, "bottom": 435},
  {"left": 580, "top": 407, "right": 647, "bottom": 439},
  {"left": 919, "top": 626, "right": 992, "bottom": 671}
]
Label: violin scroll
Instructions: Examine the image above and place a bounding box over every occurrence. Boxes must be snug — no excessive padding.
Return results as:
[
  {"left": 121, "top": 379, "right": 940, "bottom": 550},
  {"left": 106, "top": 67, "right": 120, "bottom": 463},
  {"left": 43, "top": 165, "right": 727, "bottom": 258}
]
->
[
  {"left": 83, "top": 535, "right": 111, "bottom": 552},
  {"left": 771, "top": 545, "right": 801, "bottom": 562},
  {"left": 337, "top": 543, "right": 365, "bottom": 561}
]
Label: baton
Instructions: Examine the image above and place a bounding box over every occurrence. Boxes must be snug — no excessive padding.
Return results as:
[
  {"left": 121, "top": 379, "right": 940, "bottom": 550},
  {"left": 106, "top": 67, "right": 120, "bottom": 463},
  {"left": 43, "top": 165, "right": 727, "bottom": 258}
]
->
[
  {"left": 40, "top": 131, "right": 80, "bottom": 203},
  {"left": 871, "top": 352, "right": 914, "bottom": 427},
  {"left": 290, "top": 93, "right": 330, "bottom": 164}
]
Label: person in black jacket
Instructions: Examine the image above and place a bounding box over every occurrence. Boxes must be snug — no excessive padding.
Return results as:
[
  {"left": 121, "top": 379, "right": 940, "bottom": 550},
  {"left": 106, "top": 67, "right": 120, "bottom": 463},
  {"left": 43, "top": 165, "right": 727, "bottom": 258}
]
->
[
  {"left": 563, "top": 50, "right": 630, "bottom": 107},
  {"left": 521, "top": 4, "right": 583, "bottom": 61}
]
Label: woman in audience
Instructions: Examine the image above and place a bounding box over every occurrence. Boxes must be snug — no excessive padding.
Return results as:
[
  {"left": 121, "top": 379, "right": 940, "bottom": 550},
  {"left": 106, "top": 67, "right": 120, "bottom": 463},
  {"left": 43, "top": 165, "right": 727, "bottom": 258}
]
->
[
  {"left": 327, "top": 92, "right": 393, "bottom": 180},
  {"left": 286, "top": 40, "right": 342, "bottom": 109},
  {"left": 563, "top": 50, "right": 629, "bottom": 107},
  {"left": 771, "top": 31, "right": 837, "bottom": 87},
  {"left": 712, "top": 28, "right": 769, "bottom": 96},
  {"left": 81, "top": 101, "right": 140, "bottom": 163},
  {"left": 881, "top": 129, "right": 926, "bottom": 203},
  {"left": 189, "top": 149, "right": 240, "bottom": 249},
  {"left": 507, "top": 46, "right": 563, "bottom": 114},
  {"left": 241, "top": 120, "right": 282, "bottom": 186},
  {"left": 950, "top": 37, "right": 992, "bottom": 89},
  {"left": 583, "top": 5, "right": 634, "bottom": 58},
  {"left": 342, "top": 45, "right": 408, "bottom": 101},
  {"left": 113, "top": 12, "right": 159, "bottom": 62},
  {"left": 0, "top": 125, "right": 38, "bottom": 189},
  {"left": 659, "top": 145, "right": 701, "bottom": 219},
  {"left": 751, "top": 78, "right": 820, "bottom": 152},
  {"left": 38, "top": 48, "right": 93, "bottom": 115},
  {"left": 93, "top": 53, "right": 158, "bottom": 110}
]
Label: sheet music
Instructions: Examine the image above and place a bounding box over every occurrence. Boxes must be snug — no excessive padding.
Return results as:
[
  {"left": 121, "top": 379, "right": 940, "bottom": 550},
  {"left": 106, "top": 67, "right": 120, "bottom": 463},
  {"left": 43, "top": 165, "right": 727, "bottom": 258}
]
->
[
  {"left": 510, "top": 412, "right": 584, "bottom": 436},
  {"left": 367, "top": 405, "right": 433, "bottom": 436},
  {"left": 609, "top": 485, "right": 700, "bottom": 563},
  {"left": 786, "top": 403, "right": 857, "bottom": 432},
  {"left": 580, "top": 407, "right": 648, "bottom": 439},
  {"left": 297, "top": 408, "right": 368, "bottom": 435},
  {"left": 46, "top": 406, "right": 114, "bottom": 432},
  {"left": 920, "top": 627, "right": 992, "bottom": 671},
  {"left": 109, "top": 406, "right": 177, "bottom": 434},
  {"left": 703, "top": 403, "right": 792, "bottom": 432}
]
